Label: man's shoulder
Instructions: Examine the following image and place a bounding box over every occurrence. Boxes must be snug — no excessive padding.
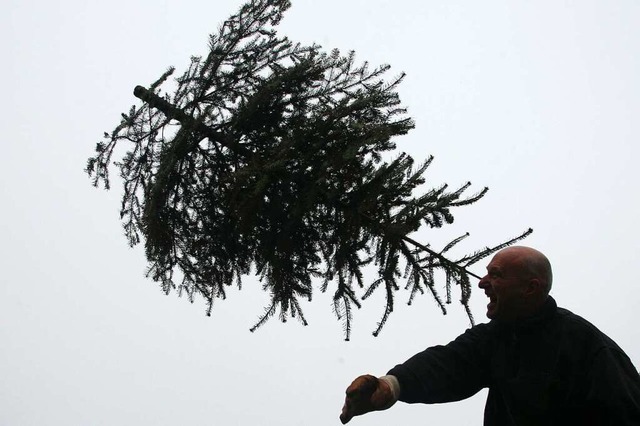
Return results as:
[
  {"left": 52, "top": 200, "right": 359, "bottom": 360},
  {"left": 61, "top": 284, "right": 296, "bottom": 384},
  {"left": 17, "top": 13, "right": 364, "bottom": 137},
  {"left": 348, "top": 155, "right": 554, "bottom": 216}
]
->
[
  {"left": 555, "top": 306, "right": 603, "bottom": 334},
  {"left": 456, "top": 320, "right": 500, "bottom": 344},
  {"left": 555, "top": 305, "right": 640, "bottom": 385},
  {"left": 554, "top": 305, "right": 622, "bottom": 353}
]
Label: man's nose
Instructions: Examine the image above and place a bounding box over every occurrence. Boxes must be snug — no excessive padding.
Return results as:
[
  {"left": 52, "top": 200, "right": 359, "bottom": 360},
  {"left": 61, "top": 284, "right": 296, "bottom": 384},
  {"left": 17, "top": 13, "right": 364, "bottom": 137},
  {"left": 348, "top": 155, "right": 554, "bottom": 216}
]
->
[{"left": 478, "top": 276, "right": 488, "bottom": 289}]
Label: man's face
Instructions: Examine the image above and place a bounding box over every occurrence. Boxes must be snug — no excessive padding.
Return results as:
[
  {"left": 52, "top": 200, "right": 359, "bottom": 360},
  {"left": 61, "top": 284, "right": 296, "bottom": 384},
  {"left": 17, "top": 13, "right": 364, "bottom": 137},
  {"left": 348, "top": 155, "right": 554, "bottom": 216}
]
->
[{"left": 478, "top": 251, "right": 530, "bottom": 321}]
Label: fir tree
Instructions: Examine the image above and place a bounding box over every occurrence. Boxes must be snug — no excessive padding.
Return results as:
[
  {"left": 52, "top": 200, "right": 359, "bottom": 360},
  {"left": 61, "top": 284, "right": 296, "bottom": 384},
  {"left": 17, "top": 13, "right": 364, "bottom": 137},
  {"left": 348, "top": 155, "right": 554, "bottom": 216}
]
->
[{"left": 86, "top": 0, "right": 531, "bottom": 340}]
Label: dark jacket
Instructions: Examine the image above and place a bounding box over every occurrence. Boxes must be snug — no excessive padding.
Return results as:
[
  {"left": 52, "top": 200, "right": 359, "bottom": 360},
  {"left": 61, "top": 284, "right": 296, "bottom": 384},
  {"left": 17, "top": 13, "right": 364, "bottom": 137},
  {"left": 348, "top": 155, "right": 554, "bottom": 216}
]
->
[{"left": 387, "top": 297, "right": 640, "bottom": 425}]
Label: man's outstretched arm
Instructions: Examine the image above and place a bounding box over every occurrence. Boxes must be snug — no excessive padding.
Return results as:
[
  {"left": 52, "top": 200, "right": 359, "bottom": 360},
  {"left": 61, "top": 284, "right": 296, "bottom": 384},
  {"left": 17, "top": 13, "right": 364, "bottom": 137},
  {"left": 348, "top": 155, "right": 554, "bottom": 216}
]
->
[{"left": 339, "top": 375, "right": 399, "bottom": 424}]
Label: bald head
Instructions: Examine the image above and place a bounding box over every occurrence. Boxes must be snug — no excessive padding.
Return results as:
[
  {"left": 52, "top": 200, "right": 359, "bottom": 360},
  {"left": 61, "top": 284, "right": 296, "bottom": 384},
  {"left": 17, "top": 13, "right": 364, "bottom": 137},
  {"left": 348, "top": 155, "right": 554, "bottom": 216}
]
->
[
  {"left": 499, "top": 246, "right": 553, "bottom": 294},
  {"left": 478, "top": 246, "right": 553, "bottom": 321}
]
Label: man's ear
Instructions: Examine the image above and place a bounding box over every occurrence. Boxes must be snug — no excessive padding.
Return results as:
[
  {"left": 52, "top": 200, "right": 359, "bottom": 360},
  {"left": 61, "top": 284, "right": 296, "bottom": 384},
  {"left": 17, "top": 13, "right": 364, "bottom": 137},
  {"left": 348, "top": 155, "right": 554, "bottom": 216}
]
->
[{"left": 525, "top": 278, "right": 542, "bottom": 296}]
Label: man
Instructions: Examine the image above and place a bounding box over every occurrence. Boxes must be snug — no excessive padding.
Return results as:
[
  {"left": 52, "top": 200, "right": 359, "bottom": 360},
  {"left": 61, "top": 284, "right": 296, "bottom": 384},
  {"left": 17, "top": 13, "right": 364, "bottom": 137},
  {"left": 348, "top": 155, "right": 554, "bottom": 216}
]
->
[{"left": 339, "top": 246, "right": 640, "bottom": 425}]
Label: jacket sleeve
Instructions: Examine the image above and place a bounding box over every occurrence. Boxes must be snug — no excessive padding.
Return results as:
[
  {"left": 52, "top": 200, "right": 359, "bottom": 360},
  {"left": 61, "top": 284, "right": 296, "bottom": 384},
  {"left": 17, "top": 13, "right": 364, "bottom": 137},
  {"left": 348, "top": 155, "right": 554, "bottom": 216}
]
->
[
  {"left": 387, "top": 323, "right": 493, "bottom": 404},
  {"left": 583, "top": 346, "right": 640, "bottom": 425}
]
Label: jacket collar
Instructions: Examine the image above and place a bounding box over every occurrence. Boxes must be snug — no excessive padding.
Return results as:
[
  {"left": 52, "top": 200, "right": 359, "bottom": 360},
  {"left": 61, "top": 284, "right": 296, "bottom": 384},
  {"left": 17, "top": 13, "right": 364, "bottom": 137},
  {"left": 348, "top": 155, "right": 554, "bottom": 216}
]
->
[{"left": 492, "top": 296, "right": 558, "bottom": 331}]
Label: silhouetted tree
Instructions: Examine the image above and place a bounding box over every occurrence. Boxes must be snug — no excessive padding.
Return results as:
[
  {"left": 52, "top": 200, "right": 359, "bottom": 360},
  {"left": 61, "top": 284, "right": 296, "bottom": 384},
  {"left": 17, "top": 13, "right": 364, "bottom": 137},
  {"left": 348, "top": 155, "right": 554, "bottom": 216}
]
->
[{"left": 86, "top": 0, "right": 530, "bottom": 340}]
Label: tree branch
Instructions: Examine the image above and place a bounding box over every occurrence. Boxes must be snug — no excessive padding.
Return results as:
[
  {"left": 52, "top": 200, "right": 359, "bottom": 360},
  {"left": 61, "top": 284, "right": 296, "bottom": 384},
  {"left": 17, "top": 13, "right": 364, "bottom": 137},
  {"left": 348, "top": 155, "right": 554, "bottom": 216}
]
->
[{"left": 133, "top": 86, "right": 249, "bottom": 156}]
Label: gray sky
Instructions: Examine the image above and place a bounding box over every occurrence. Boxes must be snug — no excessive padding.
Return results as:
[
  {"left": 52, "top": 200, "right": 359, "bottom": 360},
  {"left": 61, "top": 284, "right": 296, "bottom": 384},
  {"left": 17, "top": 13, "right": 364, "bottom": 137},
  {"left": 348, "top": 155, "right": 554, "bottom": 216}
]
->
[{"left": 2, "top": 0, "right": 639, "bottom": 425}]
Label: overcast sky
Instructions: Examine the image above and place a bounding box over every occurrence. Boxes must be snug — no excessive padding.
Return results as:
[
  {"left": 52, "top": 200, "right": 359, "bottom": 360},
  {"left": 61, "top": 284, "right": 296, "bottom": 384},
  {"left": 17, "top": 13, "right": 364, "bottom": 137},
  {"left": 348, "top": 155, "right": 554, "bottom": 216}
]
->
[{"left": 2, "top": 0, "right": 639, "bottom": 425}]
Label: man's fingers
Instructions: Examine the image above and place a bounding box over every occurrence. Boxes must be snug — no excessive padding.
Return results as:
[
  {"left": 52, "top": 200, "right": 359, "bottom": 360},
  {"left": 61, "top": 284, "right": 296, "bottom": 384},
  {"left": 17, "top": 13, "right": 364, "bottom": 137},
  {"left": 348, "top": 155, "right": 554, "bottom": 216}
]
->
[
  {"left": 340, "top": 375, "right": 379, "bottom": 423},
  {"left": 339, "top": 406, "right": 352, "bottom": 424},
  {"left": 340, "top": 398, "right": 358, "bottom": 424},
  {"left": 340, "top": 391, "right": 356, "bottom": 424}
]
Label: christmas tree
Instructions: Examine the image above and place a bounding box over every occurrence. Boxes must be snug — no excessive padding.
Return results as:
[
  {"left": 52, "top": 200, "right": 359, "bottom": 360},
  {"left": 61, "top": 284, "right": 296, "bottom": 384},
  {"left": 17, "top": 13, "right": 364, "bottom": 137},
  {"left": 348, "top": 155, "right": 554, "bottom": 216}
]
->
[{"left": 86, "top": 0, "right": 530, "bottom": 340}]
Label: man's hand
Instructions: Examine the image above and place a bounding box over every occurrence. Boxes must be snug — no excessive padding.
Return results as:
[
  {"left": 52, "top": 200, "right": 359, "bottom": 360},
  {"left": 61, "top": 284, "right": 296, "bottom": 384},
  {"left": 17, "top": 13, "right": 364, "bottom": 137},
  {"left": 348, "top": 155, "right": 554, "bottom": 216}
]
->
[{"left": 339, "top": 375, "right": 395, "bottom": 424}]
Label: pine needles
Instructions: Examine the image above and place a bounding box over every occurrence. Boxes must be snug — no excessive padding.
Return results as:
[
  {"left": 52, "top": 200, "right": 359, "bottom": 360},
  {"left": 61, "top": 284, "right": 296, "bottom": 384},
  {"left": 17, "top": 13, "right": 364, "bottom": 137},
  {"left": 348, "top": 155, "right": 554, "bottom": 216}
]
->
[{"left": 86, "top": 0, "right": 531, "bottom": 340}]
